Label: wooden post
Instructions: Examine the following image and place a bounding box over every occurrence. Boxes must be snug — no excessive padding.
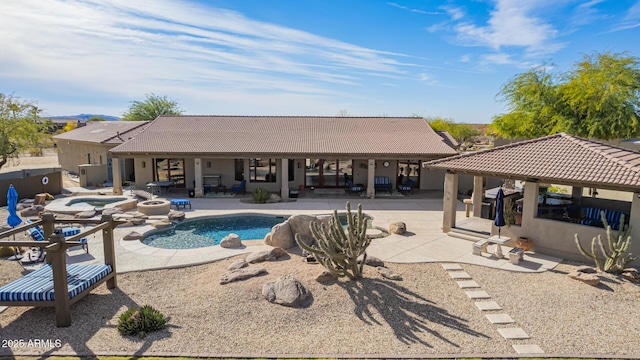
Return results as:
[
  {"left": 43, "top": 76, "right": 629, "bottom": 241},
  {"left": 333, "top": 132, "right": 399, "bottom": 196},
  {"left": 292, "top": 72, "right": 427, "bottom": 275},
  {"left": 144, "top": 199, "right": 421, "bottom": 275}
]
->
[
  {"left": 42, "top": 213, "right": 56, "bottom": 264},
  {"left": 101, "top": 214, "right": 117, "bottom": 288},
  {"left": 48, "top": 233, "right": 70, "bottom": 327}
]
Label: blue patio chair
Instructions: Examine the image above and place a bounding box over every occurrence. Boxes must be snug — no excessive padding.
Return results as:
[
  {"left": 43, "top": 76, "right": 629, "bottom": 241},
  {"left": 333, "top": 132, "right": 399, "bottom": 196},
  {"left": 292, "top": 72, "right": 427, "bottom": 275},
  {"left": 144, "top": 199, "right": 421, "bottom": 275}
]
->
[
  {"left": 346, "top": 180, "right": 364, "bottom": 194},
  {"left": 397, "top": 179, "right": 415, "bottom": 194},
  {"left": 231, "top": 179, "right": 246, "bottom": 195}
]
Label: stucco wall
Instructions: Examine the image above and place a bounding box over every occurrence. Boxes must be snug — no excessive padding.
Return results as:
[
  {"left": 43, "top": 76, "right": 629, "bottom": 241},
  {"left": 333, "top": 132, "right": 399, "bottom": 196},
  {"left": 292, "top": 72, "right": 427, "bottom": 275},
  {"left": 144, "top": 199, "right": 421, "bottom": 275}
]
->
[{"left": 57, "top": 141, "right": 111, "bottom": 174}]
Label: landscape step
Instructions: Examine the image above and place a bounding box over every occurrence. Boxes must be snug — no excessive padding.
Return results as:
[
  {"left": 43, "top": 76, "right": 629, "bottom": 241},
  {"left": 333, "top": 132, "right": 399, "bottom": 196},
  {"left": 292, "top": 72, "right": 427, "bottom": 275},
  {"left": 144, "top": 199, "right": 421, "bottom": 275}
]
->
[{"left": 447, "top": 229, "right": 489, "bottom": 242}]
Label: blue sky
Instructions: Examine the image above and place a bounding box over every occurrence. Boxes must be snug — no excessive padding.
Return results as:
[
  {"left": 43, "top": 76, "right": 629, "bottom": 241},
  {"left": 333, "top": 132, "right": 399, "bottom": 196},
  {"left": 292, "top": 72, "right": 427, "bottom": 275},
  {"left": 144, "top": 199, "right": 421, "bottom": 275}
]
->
[{"left": 1, "top": 0, "right": 639, "bottom": 123}]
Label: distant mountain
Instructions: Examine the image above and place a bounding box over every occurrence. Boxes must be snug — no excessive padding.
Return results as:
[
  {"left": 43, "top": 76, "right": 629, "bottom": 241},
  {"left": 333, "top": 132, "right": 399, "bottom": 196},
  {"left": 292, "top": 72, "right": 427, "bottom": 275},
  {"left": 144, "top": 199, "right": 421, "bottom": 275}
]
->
[{"left": 49, "top": 114, "right": 120, "bottom": 121}]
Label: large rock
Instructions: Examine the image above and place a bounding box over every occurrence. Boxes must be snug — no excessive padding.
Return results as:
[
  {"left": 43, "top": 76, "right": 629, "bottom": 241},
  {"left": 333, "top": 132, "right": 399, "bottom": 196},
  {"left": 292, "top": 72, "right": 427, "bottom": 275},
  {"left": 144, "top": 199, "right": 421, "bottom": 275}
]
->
[
  {"left": 286, "top": 214, "right": 317, "bottom": 247},
  {"left": 357, "top": 254, "right": 385, "bottom": 267},
  {"left": 378, "top": 266, "right": 402, "bottom": 280},
  {"left": 246, "top": 247, "right": 287, "bottom": 263},
  {"left": 228, "top": 259, "right": 248, "bottom": 271},
  {"left": 388, "top": 222, "right": 406, "bottom": 235},
  {"left": 267, "top": 193, "right": 281, "bottom": 203},
  {"left": 265, "top": 222, "right": 295, "bottom": 249},
  {"left": 168, "top": 210, "right": 185, "bottom": 222},
  {"left": 102, "top": 207, "right": 124, "bottom": 216},
  {"left": 220, "top": 267, "right": 267, "bottom": 284},
  {"left": 262, "top": 274, "right": 310, "bottom": 307},
  {"left": 20, "top": 205, "right": 44, "bottom": 217},
  {"left": 123, "top": 231, "right": 144, "bottom": 241},
  {"left": 568, "top": 271, "right": 600, "bottom": 286},
  {"left": 74, "top": 210, "right": 97, "bottom": 219},
  {"left": 151, "top": 218, "right": 172, "bottom": 229},
  {"left": 576, "top": 265, "right": 597, "bottom": 273},
  {"left": 316, "top": 270, "right": 337, "bottom": 283},
  {"left": 220, "top": 233, "right": 242, "bottom": 248}
]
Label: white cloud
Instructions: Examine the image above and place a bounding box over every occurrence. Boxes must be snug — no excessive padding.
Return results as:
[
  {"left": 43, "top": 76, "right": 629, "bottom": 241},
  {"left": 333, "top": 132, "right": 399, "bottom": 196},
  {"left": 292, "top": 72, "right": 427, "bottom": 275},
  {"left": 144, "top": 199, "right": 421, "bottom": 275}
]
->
[
  {"left": 0, "top": 0, "right": 426, "bottom": 115},
  {"left": 460, "top": 54, "right": 470, "bottom": 62},
  {"left": 611, "top": 0, "right": 640, "bottom": 32},
  {"left": 387, "top": 2, "right": 441, "bottom": 15},
  {"left": 442, "top": 5, "right": 465, "bottom": 21}
]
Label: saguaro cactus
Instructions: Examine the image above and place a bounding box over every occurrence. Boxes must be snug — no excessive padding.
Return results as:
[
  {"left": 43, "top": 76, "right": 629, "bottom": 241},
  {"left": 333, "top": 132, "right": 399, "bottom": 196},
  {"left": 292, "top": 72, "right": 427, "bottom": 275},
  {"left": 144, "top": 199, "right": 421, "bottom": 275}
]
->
[
  {"left": 295, "top": 202, "right": 371, "bottom": 280},
  {"left": 575, "top": 211, "right": 637, "bottom": 274}
]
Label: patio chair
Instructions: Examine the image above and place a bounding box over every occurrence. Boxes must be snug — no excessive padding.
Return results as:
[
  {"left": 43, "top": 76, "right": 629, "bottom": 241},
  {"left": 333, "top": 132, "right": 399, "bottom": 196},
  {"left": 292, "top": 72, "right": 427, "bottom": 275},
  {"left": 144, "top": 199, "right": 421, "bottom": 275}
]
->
[
  {"left": 346, "top": 180, "right": 364, "bottom": 194},
  {"left": 231, "top": 179, "right": 246, "bottom": 195},
  {"left": 397, "top": 179, "right": 415, "bottom": 194}
]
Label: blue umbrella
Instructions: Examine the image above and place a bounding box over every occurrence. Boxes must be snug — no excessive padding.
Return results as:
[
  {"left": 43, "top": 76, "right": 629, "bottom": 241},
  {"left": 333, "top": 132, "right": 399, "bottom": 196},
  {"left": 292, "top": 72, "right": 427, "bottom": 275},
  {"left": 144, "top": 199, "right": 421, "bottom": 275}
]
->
[
  {"left": 494, "top": 187, "right": 506, "bottom": 238},
  {"left": 6, "top": 184, "right": 22, "bottom": 260}
]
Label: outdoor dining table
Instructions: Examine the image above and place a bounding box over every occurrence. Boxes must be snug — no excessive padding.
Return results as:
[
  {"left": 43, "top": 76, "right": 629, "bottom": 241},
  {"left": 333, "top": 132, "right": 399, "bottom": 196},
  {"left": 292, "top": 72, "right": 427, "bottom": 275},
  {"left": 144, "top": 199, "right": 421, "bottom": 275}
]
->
[{"left": 147, "top": 180, "right": 175, "bottom": 195}]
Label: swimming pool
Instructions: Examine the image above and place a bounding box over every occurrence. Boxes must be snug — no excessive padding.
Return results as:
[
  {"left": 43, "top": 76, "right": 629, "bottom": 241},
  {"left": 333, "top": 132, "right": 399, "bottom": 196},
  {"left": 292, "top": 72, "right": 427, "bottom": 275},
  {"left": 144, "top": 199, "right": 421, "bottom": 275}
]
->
[{"left": 143, "top": 215, "right": 288, "bottom": 249}]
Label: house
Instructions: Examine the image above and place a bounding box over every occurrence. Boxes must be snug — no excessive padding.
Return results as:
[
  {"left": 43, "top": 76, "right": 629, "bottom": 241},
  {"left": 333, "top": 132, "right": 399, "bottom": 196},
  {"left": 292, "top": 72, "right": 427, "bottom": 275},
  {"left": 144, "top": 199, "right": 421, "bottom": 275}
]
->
[
  {"left": 106, "top": 116, "right": 458, "bottom": 198},
  {"left": 423, "top": 133, "right": 640, "bottom": 263},
  {"left": 53, "top": 121, "right": 148, "bottom": 185}
]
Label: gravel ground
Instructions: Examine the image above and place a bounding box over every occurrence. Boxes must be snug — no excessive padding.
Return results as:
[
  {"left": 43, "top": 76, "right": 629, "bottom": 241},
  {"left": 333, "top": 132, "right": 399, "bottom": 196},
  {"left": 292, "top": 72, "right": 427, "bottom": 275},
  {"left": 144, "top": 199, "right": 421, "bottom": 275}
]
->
[{"left": 1, "top": 254, "right": 639, "bottom": 357}]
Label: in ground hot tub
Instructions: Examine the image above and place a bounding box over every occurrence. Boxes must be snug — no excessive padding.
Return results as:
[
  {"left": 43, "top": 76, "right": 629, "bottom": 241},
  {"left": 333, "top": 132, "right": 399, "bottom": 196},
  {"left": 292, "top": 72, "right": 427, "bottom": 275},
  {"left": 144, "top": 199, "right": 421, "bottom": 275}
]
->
[{"left": 45, "top": 195, "right": 138, "bottom": 214}]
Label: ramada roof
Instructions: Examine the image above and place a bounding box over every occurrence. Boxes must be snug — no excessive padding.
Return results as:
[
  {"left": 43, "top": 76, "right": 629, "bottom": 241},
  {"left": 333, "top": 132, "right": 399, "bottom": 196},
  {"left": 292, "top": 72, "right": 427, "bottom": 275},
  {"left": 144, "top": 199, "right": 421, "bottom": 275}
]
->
[
  {"left": 109, "top": 116, "right": 458, "bottom": 158},
  {"left": 53, "top": 121, "right": 148, "bottom": 144},
  {"left": 423, "top": 133, "right": 640, "bottom": 191}
]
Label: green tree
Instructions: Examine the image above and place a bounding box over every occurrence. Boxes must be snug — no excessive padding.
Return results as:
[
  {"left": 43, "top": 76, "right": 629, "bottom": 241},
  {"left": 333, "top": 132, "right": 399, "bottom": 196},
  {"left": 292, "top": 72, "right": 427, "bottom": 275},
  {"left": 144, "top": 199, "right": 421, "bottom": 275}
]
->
[
  {"left": 493, "top": 52, "right": 640, "bottom": 140},
  {"left": 0, "top": 93, "right": 50, "bottom": 169},
  {"left": 426, "top": 116, "right": 479, "bottom": 145},
  {"left": 121, "top": 93, "right": 184, "bottom": 121},
  {"left": 88, "top": 115, "right": 105, "bottom": 122}
]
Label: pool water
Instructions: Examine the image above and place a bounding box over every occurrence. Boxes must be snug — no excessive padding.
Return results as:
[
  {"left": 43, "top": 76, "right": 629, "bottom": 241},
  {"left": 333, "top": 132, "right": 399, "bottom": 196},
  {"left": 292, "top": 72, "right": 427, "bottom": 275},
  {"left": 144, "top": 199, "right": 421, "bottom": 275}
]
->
[{"left": 143, "top": 215, "right": 288, "bottom": 249}]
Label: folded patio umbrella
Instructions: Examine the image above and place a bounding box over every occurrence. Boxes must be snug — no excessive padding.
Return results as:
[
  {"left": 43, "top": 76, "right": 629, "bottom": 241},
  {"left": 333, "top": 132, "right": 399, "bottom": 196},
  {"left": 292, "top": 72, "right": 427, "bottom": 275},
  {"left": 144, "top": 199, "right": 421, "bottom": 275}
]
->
[
  {"left": 494, "top": 187, "right": 506, "bottom": 238},
  {"left": 6, "top": 184, "right": 23, "bottom": 260}
]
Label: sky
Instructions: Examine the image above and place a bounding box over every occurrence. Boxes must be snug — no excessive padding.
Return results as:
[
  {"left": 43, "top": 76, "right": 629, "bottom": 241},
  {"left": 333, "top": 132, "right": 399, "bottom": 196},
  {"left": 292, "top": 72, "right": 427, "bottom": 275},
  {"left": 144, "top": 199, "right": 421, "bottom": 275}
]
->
[{"left": 1, "top": 0, "right": 639, "bottom": 123}]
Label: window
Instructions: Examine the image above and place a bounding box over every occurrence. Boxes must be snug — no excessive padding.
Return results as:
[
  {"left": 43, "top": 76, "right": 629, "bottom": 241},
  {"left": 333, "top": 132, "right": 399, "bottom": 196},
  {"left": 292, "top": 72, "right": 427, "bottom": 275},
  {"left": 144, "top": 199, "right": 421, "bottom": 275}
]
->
[
  {"left": 154, "top": 158, "right": 185, "bottom": 186},
  {"left": 249, "top": 158, "right": 277, "bottom": 182}
]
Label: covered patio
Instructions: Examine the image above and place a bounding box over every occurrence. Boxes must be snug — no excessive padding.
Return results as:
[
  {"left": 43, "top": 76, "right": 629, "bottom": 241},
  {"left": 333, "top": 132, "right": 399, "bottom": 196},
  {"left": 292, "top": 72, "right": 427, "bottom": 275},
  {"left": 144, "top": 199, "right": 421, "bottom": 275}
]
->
[{"left": 424, "top": 133, "right": 640, "bottom": 263}]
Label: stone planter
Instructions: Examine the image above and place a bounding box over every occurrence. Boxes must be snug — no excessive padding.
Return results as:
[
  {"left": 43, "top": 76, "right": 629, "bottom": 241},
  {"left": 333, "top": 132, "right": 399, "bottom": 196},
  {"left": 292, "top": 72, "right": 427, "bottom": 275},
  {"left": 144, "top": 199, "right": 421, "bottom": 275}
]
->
[{"left": 137, "top": 199, "right": 171, "bottom": 216}]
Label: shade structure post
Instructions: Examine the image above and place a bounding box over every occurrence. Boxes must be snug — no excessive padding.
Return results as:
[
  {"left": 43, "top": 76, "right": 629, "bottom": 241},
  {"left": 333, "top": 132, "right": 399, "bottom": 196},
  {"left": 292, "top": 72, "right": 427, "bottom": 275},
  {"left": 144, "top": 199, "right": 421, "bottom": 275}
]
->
[
  {"left": 101, "top": 214, "right": 117, "bottom": 289},
  {"left": 47, "top": 232, "right": 70, "bottom": 327}
]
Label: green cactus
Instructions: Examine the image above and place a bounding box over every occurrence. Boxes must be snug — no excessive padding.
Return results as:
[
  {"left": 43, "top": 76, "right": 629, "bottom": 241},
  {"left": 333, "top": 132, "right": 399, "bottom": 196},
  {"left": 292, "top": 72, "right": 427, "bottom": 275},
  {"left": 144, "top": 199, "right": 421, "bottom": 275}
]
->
[
  {"left": 295, "top": 201, "right": 371, "bottom": 280},
  {"left": 575, "top": 211, "right": 637, "bottom": 274}
]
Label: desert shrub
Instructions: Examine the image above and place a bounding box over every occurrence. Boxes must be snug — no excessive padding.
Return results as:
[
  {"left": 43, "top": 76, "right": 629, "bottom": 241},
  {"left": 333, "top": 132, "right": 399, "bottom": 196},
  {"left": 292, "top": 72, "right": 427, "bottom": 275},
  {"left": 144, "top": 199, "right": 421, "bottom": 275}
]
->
[
  {"left": 252, "top": 187, "right": 271, "bottom": 204},
  {"left": 0, "top": 246, "right": 16, "bottom": 257},
  {"left": 117, "top": 305, "right": 167, "bottom": 338}
]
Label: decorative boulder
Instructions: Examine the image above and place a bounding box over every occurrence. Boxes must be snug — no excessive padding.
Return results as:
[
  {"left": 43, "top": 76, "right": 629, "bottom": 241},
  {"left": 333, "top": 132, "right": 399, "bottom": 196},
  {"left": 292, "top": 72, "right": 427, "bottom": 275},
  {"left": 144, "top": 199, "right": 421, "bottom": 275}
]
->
[
  {"left": 287, "top": 214, "right": 317, "bottom": 247},
  {"left": 378, "top": 266, "right": 402, "bottom": 280},
  {"left": 220, "top": 233, "right": 242, "bottom": 248},
  {"left": 130, "top": 218, "right": 146, "bottom": 226},
  {"left": 246, "top": 247, "right": 287, "bottom": 263},
  {"left": 265, "top": 222, "right": 295, "bottom": 249},
  {"left": 228, "top": 259, "right": 248, "bottom": 271},
  {"left": 262, "top": 274, "right": 310, "bottom": 307},
  {"left": 357, "top": 254, "right": 385, "bottom": 267},
  {"left": 388, "top": 222, "right": 406, "bottom": 235},
  {"left": 568, "top": 271, "right": 600, "bottom": 286},
  {"left": 576, "top": 265, "right": 597, "bottom": 274},
  {"left": 267, "top": 193, "right": 281, "bottom": 203},
  {"left": 102, "top": 207, "right": 124, "bottom": 216},
  {"left": 151, "top": 218, "right": 172, "bottom": 229},
  {"left": 74, "top": 210, "right": 97, "bottom": 219},
  {"left": 123, "top": 231, "right": 144, "bottom": 241},
  {"left": 168, "top": 210, "right": 185, "bottom": 222},
  {"left": 20, "top": 205, "right": 45, "bottom": 217},
  {"left": 316, "top": 270, "right": 337, "bottom": 283},
  {"left": 220, "top": 267, "right": 267, "bottom": 284}
]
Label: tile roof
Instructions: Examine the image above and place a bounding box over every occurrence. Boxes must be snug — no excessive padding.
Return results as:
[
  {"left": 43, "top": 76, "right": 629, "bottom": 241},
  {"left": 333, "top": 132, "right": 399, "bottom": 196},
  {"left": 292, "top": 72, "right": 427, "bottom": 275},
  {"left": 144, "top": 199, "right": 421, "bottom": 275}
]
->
[
  {"left": 423, "top": 133, "right": 640, "bottom": 190},
  {"left": 109, "top": 116, "right": 458, "bottom": 157},
  {"left": 53, "top": 121, "right": 148, "bottom": 144}
]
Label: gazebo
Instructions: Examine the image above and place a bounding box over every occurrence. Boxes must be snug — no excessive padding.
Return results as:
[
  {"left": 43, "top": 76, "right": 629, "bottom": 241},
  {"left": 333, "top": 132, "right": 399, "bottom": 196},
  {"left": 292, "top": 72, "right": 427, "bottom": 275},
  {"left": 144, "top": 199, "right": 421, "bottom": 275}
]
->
[{"left": 423, "top": 133, "right": 640, "bottom": 263}]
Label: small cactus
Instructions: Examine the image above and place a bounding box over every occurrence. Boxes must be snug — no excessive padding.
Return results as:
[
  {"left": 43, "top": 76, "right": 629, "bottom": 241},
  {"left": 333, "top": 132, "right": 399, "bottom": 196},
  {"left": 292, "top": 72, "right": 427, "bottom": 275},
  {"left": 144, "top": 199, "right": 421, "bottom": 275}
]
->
[
  {"left": 295, "top": 202, "right": 371, "bottom": 280},
  {"left": 575, "top": 211, "right": 637, "bottom": 274}
]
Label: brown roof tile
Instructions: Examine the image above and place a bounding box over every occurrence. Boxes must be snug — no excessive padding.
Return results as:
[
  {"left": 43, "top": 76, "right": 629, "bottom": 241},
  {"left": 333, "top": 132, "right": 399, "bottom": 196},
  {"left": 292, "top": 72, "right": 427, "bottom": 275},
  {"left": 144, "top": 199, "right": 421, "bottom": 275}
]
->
[
  {"left": 53, "top": 121, "right": 148, "bottom": 144},
  {"left": 109, "top": 116, "right": 458, "bottom": 157},
  {"left": 423, "top": 133, "right": 640, "bottom": 189}
]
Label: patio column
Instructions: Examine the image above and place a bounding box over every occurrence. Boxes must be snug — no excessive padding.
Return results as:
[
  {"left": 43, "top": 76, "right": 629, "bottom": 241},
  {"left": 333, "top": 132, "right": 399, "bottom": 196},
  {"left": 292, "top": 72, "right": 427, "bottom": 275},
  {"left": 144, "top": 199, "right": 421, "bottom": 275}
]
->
[
  {"left": 442, "top": 171, "right": 458, "bottom": 232},
  {"left": 281, "top": 158, "right": 289, "bottom": 200},
  {"left": 628, "top": 193, "right": 640, "bottom": 258},
  {"left": 112, "top": 157, "right": 123, "bottom": 195},
  {"left": 194, "top": 158, "right": 203, "bottom": 197},
  {"left": 366, "top": 159, "right": 375, "bottom": 198},
  {"left": 521, "top": 181, "right": 539, "bottom": 224},
  {"left": 472, "top": 176, "right": 484, "bottom": 217}
]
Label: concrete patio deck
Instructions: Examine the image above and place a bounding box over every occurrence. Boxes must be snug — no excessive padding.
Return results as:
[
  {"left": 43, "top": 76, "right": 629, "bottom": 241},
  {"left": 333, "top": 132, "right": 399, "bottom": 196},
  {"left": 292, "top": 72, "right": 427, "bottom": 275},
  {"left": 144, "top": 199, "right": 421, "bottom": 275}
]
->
[{"left": 63, "top": 196, "right": 562, "bottom": 273}]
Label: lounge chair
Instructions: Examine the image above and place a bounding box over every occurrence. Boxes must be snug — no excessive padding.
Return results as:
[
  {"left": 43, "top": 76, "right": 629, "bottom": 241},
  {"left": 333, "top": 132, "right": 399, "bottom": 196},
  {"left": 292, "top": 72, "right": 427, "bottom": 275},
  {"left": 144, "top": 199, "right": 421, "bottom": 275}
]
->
[
  {"left": 25, "top": 219, "right": 45, "bottom": 242},
  {"left": 231, "top": 179, "right": 246, "bottom": 195},
  {"left": 397, "top": 179, "right": 415, "bottom": 194},
  {"left": 60, "top": 226, "right": 89, "bottom": 253}
]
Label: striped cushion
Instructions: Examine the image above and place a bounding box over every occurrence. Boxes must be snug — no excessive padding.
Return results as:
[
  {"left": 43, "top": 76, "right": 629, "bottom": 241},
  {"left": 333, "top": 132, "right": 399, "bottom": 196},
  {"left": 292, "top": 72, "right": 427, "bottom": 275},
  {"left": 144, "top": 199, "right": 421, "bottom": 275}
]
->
[
  {"left": 170, "top": 199, "right": 191, "bottom": 206},
  {"left": 0, "top": 264, "right": 112, "bottom": 302},
  {"left": 25, "top": 220, "right": 45, "bottom": 241},
  {"left": 60, "top": 226, "right": 80, "bottom": 237}
]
